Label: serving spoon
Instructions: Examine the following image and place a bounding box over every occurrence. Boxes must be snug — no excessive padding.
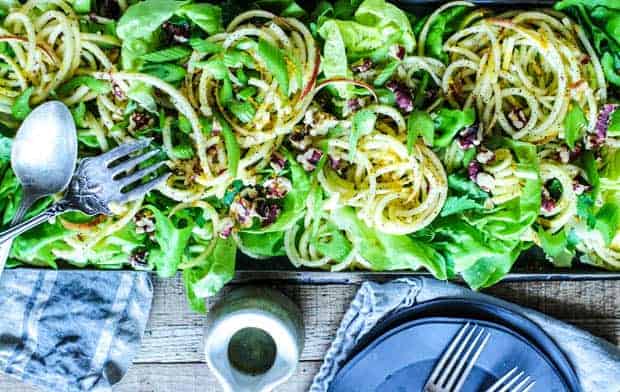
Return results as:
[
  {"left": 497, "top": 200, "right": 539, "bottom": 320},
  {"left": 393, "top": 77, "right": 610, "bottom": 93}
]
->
[{"left": 0, "top": 101, "right": 77, "bottom": 276}]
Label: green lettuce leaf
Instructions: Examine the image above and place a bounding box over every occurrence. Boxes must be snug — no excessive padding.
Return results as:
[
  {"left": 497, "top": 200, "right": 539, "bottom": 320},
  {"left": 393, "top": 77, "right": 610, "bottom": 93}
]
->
[
  {"left": 244, "top": 150, "right": 311, "bottom": 233},
  {"left": 433, "top": 108, "right": 476, "bottom": 148},
  {"left": 182, "top": 236, "right": 236, "bottom": 312},
  {"left": 146, "top": 205, "right": 193, "bottom": 278},
  {"left": 430, "top": 216, "right": 525, "bottom": 289},
  {"left": 117, "top": 0, "right": 186, "bottom": 41},
  {"left": 332, "top": 206, "right": 447, "bottom": 278},
  {"left": 237, "top": 231, "right": 286, "bottom": 258},
  {"left": 317, "top": 0, "right": 415, "bottom": 66}
]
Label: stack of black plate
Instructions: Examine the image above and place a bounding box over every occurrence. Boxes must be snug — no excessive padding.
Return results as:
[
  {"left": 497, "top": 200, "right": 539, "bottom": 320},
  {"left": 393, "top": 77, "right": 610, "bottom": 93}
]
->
[{"left": 329, "top": 298, "right": 581, "bottom": 392}]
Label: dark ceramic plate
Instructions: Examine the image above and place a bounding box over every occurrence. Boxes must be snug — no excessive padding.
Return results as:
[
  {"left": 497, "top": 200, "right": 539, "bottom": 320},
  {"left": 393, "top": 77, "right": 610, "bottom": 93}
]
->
[
  {"left": 347, "top": 298, "right": 581, "bottom": 391},
  {"left": 330, "top": 317, "right": 569, "bottom": 392}
]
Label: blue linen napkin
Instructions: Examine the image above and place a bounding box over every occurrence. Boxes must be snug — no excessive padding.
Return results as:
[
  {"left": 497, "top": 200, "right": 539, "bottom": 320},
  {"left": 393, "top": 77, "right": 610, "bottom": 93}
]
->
[
  {"left": 310, "top": 277, "right": 620, "bottom": 392},
  {"left": 0, "top": 268, "right": 153, "bottom": 392}
]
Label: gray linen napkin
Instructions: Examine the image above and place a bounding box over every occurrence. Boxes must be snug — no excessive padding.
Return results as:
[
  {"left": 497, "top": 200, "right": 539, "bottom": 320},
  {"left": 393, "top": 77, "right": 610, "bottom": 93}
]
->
[
  {"left": 310, "top": 277, "right": 620, "bottom": 392},
  {"left": 0, "top": 268, "right": 153, "bottom": 392}
]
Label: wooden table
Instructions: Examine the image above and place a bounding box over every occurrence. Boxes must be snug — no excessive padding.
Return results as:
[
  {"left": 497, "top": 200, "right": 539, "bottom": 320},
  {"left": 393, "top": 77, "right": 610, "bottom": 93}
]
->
[{"left": 0, "top": 276, "right": 618, "bottom": 391}]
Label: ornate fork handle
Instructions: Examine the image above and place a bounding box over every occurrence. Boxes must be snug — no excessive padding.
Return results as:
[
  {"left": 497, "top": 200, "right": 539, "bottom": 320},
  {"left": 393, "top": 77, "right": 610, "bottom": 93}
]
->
[
  {"left": 0, "top": 201, "right": 73, "bottom": 245},
  {"left": 0, "top": 139, "right": 168, "bottom": 247}
]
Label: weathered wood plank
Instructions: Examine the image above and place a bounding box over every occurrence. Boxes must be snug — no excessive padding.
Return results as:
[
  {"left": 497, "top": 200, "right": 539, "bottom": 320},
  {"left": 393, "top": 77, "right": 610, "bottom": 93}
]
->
[
  {"left": 136, "top": 278, "right": 620, "bottom": 364},
  {"left": 0, "top": 361, "right": 322, "bottom": 392},
  {"left": 0, "top": 279, "right": 617, "bottom": 392}
]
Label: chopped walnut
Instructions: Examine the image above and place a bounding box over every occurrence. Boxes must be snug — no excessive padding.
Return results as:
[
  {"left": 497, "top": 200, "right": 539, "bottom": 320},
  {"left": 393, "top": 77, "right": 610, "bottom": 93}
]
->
[
  {"left": 270, "top": 151, "right": 286, "bottom": 172},
  {"left": 352, "top": 59, "right": 373, "bottom": 73},
  {"left": 390, "top": 45, "right": 406, "bottom": 60},
  {"left": 129, "top": 249, "right": 149, "bottom": 269},
  {"left": 297, "top": 148, "right": 323, "bottom": 171},
  {"left": 476, "top": 149, "right": 495, "bottom": 164},
  {"left": 129, "top": 111, "right": 153, "bottom": 132},
  {"left": 558, "top": 146, "right": 570, "bottom": 164},
  {"left": 263, "top": 177, "right": 292, "bottom": 199},
  {"left": 508, "top": 109, "right": 528, "bottom": 130},
  {"left": 219, "top": 218, "right": 234, "bottom": 239},
  {"left": 458, "top": 124, "right": 482, "bottom": 149},
  {"left": 475, "top": 172, "right": 495, "bottom": 192}
]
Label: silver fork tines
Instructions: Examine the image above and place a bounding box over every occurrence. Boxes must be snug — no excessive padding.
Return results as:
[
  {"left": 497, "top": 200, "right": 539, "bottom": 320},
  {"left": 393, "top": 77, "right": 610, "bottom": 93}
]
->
[
  {"left": 486, "top": 367, "right": 536, "bottom": 392},
  {"left": 424, "top": 323, "right": 491, "bottom": 392},
  {"left": 66, "top": 138, "right": 170, "bottom": 215}
]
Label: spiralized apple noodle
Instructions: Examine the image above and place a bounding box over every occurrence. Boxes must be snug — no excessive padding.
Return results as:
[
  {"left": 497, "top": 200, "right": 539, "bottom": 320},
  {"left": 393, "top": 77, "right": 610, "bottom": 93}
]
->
[
  {"left": 479, "top": 148, "right": 528, "bottom": 206},
  {"left": 285, "top": 106, "right": 448, "bottom": 271},
  {"left": 183, "top": 10, "right": 318, "bottom": 194},
  {"left": 317, "top": 104, "right": 447, "bottom": 235},
  {"left": 284, "top": 203, "right": 369, "bottom": 272},
  {"left": 435, "top": 3, "right": 607, "bottom": 144},
  {"left": 0, "top": 0, "right": 119, "bottom": 124},
  {"left": 576, "top": 227, "right": 620, "bottom": 269},
  {"left": 537, "top": 160, "right": 579, "bottom": 233}
]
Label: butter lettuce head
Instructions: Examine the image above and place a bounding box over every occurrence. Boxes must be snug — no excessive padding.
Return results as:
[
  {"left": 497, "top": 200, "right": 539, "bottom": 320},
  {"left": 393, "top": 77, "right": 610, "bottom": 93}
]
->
[{"left": 318, "top": 0, "right": 415, "bottom": 66}]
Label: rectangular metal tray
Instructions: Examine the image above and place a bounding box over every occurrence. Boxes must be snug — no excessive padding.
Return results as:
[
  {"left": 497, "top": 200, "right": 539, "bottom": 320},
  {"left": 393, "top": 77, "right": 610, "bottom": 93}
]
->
[
  {"left": 235, "top": 251, "right": 620, "bottom": 284},
  {"left": 17, "top": 0, "right": 619, "bottom": 284},
  {"left": 232, "top": 0, "right": 619, "bottom": 283}
]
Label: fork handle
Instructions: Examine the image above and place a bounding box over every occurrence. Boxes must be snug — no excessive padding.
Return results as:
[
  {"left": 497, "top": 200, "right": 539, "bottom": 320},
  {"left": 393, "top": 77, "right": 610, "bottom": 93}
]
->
[{"left": 0, "top": 202, "right": 70, "bottom": 245}]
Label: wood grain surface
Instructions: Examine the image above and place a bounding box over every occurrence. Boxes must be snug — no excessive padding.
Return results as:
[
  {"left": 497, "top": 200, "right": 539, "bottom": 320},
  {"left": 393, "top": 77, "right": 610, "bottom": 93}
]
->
[{"left": 0, "top": 277, "right": 618, "bottom": 391}]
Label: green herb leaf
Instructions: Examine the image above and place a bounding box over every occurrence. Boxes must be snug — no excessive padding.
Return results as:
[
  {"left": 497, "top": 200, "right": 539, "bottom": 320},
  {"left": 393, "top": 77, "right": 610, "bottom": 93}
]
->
[
  {"left": 332, "top": 206, "right": 447, "bottom": 278},
  {"left": 141, "top": 63, "right": 187, "bottom": 83},
  {"left": 11, "top": 87, "right": 34, "bottom": 120},
  {"left": 177, "top": 116, "right": 192, "bottom": 134},
  {"left": 237, "top": 86, "right": 257, "bottom": 101},
  {"left": 71, "top": 102, "right": 87, "bottom": 128},
  {"left": 609, "top": 106, "right": 620, "bottom": 136},
  {"left": 127, "top": 82, "right": 157, "bottom": 113},
  {"left": 215, "top": 112, "right": 240, "bottom": 178},
  {"left": 58, "top": 75, "right": 111, "bottom": 96},
  {"left": 448, "top": 173, "right": 488, "bottom": 200},
  {"left": 374, "top": 60, "right": 399, "bottom": 86},
  {"left": 197, "top": 57, "right": 227, "bottom": 80},
  {"left": 349, "top": 108, "right": 377, "bottom": 160},
  {"left": 224, "top": 49, "right": 254, "bottom": 68},
  {"left": 171, "top": 142, "right": 194, "bottom": 159},
  {"left": 220, "top": 76, "right": 233, "bottom": 104},
  {"left": 72, "top": 0, "right": 91, "bottom": 13},
  {"left": 310, "top": 221, "right": 353, "bottom": 262},
  {"left": 257, "top": 38, "right": 289, "bottom": 95},
  {"left": 564, "top": 102, "right": 587, "bottom": 149},
  {"left": 407, "top": 110, "right": 435, "bottom": 152},
  {"left": 228, "top": 100, "right": 255, "bottom": 123},
  {"left": 237, "top": 231, "right": 286, "bottom": 258},
  {"left": 141, "top": 46, "right": 191, "bottom": 63},
  {"left": 191, "top": 236, "right": 236, "bottom": 297},
  {"left": 425, "top": 6, "right": 468, "bottom": 61},
  {"left": 577, "top": 193, "right": 597, "bottom": 228},
  {"left": 538, "top": 227, "right": 576, "bottom": 267},
  {"left": 189, "top": 38, "right": 224, "bottom": 54},
  {"left": 0, "top": 134, "right": 12, "bottom": 163}
]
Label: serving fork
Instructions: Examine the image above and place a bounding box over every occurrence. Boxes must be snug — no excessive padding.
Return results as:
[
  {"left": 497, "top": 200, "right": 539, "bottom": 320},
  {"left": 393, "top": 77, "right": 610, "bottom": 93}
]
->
[
  {"left": 0, "top": 138, "right": 169, "bottom": 244},
  {"left": 486, "top": 367, "right": 536, "bottom": 392},
  {"left": 424, "top": 323, "right": 491, "bottom": 392}
]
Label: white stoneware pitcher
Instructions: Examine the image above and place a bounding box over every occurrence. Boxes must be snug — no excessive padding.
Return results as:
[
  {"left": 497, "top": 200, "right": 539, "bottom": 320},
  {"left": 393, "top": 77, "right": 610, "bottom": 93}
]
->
[{"left": 205, "top": 287, "right": 305, "bottom": 392}]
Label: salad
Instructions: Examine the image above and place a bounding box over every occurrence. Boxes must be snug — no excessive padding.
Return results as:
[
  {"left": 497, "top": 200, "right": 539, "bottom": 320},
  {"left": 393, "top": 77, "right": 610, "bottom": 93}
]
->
[{"left": 0, "top": 0, "right": 618, "bottom": 312}]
